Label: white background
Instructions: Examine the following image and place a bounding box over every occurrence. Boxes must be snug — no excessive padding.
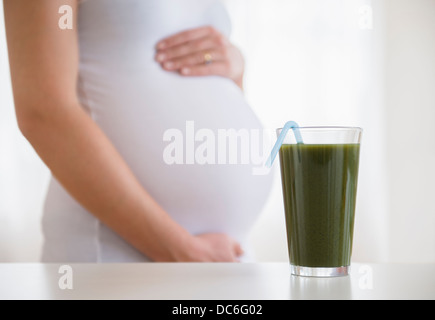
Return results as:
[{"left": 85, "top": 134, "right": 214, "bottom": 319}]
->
[{"left": 1, "top": 0, "right": 434, "bottom": 263}]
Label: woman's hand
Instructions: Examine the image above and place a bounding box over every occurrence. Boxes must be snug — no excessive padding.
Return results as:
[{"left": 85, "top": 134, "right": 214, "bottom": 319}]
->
[
  {"left": 155, "top": 26, "right": 245, "bottom": 89},
  {"left": 177, "top": 233, "right": 244, "bottom": 262}
]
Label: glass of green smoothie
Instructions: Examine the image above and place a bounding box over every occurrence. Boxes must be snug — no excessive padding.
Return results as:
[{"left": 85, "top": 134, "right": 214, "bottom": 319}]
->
[{"left": 278, "top": 127, "right": 362, "bottom": 277}]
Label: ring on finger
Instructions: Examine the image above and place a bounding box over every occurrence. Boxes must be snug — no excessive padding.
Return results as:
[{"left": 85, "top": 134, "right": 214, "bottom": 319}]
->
[{"left": 203, "top": 52, "right": 213, "bottom": 65}]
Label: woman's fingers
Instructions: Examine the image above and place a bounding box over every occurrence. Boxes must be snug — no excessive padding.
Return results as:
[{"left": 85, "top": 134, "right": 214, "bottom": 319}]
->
[
  {"left": 156, "top": 25, "right": 220, "bottom": 50},
  {"left": 179, "top": 61, "right": 230, "bottom": 77},
  {"left": 233, "top": 242, "right": 244, "bottom": 258},
  {"left": 155, "top": 26, "right": 244, "bottom": 88},
  {"left": 161, "top": 49, "right": 225, "bottom": 71},
  {"left": 155, "top": 25, "right": 230, "bottom": 73},
  {"left": 156, "top": 35, "right": 227, "bottom": 63},
  {"left": 192, "top": 233, "right": 244, "bottom": 262}
]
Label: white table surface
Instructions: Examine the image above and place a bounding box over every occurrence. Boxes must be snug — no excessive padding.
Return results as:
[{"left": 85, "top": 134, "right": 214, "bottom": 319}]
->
[{"left": 0, "top": 263, "right": 434, "bottom": 300}]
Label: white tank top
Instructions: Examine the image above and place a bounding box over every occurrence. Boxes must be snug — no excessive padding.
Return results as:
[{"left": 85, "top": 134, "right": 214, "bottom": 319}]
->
[{"left": 41, "top": 0, "right": 273, "bottom": 262}]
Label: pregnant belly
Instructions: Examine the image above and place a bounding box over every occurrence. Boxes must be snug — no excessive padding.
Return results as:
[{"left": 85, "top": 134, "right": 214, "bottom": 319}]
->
[{"left": 79, "top": 68, "right": 274, "bottom": 238}]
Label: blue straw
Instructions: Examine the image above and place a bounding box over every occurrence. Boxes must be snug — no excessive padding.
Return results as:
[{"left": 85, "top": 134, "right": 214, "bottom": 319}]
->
[{"left": 265, "top": 121, "right": 303, "bottom": 168}]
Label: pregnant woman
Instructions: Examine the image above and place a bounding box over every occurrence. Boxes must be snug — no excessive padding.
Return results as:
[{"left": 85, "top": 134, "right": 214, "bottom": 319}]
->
[{"left": 4, "top": 0, "right": 273, "bottom": 262}]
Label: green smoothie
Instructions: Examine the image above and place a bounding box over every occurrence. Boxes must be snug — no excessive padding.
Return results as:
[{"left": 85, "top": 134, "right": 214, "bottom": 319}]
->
[{"left": 279, "top": 143, "right": 360, "bottom": 268}]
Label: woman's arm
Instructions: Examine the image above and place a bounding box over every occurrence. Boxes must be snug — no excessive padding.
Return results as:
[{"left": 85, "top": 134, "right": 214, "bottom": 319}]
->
[{"left": 4, "top": 0, "right": 242, "bottom": 262}]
